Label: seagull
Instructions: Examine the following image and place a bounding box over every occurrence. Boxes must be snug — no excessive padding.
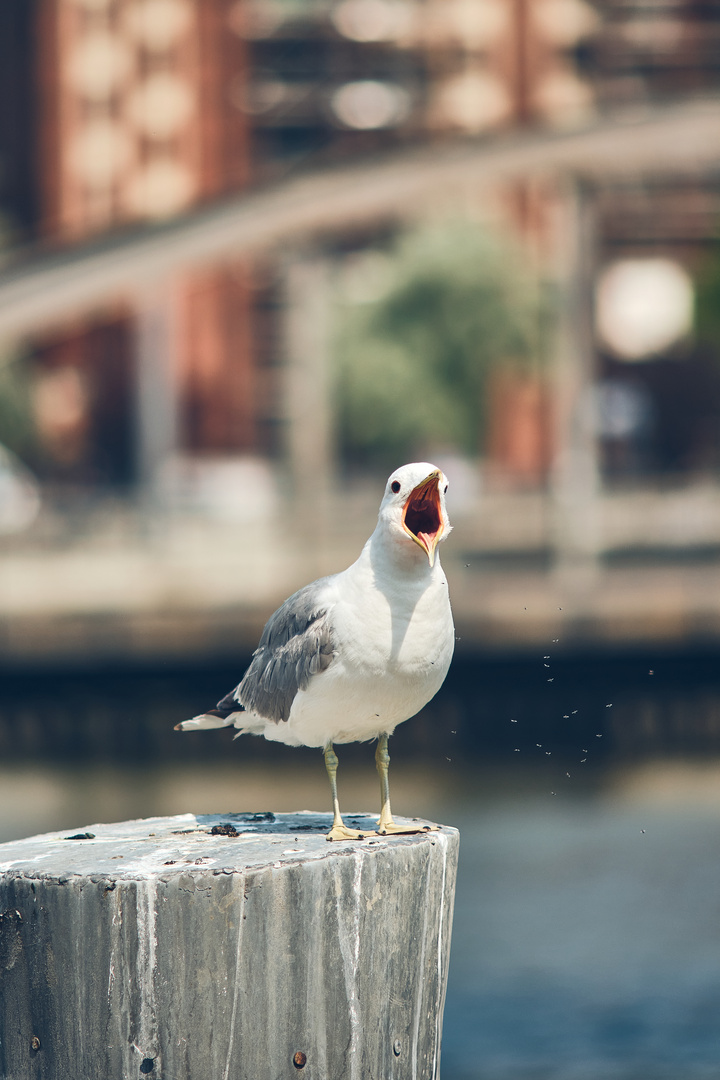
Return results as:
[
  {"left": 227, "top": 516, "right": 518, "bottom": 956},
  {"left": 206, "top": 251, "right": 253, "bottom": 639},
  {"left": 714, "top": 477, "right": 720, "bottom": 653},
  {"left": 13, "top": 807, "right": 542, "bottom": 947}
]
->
[{"left": 176, "top": 462, "right": 454, "bottom": 841}]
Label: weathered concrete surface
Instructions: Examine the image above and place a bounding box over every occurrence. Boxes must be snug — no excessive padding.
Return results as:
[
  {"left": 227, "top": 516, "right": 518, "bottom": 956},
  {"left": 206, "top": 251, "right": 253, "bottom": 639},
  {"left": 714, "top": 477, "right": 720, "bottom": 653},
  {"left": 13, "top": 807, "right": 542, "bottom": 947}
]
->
[{"left": 0, "top": 812, "right": 458, "bottom": 1080}]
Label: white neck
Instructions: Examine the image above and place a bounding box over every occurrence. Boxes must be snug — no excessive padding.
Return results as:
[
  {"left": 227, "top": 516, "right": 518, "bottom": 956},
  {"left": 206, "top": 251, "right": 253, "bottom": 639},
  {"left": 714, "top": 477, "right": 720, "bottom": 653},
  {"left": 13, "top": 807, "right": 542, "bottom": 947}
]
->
[{"left": 358, "top": 518, "right": 442, "bottom": 587}]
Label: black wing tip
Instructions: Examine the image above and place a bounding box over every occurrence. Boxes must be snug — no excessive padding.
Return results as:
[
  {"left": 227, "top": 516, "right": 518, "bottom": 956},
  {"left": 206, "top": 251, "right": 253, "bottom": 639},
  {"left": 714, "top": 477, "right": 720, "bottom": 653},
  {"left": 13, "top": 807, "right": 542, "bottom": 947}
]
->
[{"left": 213, "top": 692, "right": 246, "bottom": 719}]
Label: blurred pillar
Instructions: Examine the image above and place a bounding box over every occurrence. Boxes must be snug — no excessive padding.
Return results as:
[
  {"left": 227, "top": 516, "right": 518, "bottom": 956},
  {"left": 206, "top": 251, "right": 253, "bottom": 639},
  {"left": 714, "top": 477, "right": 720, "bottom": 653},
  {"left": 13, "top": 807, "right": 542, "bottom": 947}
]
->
[
  {"left": 134, "top": 288, "right": 180, "bottom": 498},
  {"left": 281, "top": 256, "right": 334, "bottom": 536},
  {"left": 550, "top": 178, "right": 601, "bottom": 581}
]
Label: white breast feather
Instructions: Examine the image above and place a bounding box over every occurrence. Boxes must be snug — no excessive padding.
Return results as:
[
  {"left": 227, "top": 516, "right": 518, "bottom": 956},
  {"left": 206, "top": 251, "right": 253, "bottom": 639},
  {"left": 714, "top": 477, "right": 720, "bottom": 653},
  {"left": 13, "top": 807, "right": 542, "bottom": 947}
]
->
[{"left": 260, "top": 551, "right": 454, "bottom": 748}]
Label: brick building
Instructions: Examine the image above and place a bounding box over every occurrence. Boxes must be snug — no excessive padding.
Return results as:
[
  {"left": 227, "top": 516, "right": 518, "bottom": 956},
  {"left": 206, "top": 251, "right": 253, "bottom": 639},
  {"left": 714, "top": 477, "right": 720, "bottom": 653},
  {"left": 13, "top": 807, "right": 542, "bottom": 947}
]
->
[{"left": 2, "top": 0, "right": 720, "bottom": 487}]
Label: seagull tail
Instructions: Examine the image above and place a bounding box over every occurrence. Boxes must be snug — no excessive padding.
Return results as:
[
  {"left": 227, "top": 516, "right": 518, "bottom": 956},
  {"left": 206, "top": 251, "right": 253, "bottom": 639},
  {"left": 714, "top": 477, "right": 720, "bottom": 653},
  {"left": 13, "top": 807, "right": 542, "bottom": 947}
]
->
[{"left": 174, "top": 708, "right": 243, "bottom": 732}]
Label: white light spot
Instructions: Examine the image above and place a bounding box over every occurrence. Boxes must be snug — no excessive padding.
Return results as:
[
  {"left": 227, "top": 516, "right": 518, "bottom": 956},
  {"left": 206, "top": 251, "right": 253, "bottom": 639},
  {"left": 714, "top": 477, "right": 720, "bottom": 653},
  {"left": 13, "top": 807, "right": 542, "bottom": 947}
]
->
[
  {"left": 533, "top": 67, "right": 595, "bottom": 126},
  {"left": 431, "top": 70, "right": 511, "bottom": 132},
  {"left": 128, "top": 74, "right": 195, "bottom": 138},
  {"left": 331, "top": 80, "right": 411, "bottom": 129},
  {"left": 596, "top": 258, "right": 694, "bottom": 361},
  {"left": 68, "top": 121, "right": 132, "bottom": 187},
  {"left": 531, "top": 0, "right": 599, "bottom": 47},
  {"left": 331, "top": 0, "right": 415, "bottom": 42},
  {"left": 126, "top": 158, "right": 195, "bottom": 218},
  {"left": 427, "top": 0, "right": 509, "bottom": 48},
  {"left": 66, "top": 33, "right": 132, "bottom": 101},
  {"left": 125, "top": 0, "right": 193, "bottom": 51}
]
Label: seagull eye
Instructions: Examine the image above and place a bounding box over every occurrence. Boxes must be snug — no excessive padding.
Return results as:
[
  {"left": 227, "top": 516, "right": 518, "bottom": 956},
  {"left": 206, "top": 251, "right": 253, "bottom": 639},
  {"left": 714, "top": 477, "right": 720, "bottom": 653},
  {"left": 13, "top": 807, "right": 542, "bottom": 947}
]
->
[
  {"left": 391, "top": 480, "right": 401, "bottom": 493},
  {"left": 444, "top": 485, "right": 448, "bottom": 493}
]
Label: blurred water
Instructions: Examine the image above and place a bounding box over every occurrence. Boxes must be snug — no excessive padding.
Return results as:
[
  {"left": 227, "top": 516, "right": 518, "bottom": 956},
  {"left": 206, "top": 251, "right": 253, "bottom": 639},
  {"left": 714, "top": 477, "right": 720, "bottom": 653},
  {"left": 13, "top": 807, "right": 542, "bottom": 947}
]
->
[
  {"left": 1, "top": 756, "right": 719, "bottom": 1079},
  {"left": 443, "top": 775, "right": 720, "bottom": 1080}
]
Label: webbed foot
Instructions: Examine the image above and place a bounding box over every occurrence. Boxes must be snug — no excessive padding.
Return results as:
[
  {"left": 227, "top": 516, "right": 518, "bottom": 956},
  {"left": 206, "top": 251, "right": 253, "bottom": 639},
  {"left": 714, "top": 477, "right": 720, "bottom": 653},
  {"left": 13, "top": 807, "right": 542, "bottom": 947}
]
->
[
  {"left": 376, "top": 820, "right": 440, "bottom": 836},
  {"left": 326, "top": 824, "right": 378, "bottom": 842}
]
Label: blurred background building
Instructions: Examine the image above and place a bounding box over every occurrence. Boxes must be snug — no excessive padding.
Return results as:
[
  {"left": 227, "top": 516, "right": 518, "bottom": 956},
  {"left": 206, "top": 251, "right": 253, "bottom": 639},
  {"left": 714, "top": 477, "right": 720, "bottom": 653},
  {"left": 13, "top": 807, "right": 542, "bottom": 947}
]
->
[
  {"left": 3, "top": 2, "right": 720, "bottom": 727},
  {"left": 2, "top": 0, "right": 720, "bottom": 662},
  {"left": 4, "top": 7, "right": 720, "bottom": 1080},
  {"left": 0, "top": 0, "right": 717, "bottom": 494}
]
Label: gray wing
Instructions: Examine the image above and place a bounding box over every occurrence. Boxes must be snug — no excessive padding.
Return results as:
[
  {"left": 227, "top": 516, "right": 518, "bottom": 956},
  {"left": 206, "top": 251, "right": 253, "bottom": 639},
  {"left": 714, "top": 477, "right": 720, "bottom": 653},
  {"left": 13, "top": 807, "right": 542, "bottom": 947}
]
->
[{"left": 233, "top": 579, "right": 335, "bottom": 723}]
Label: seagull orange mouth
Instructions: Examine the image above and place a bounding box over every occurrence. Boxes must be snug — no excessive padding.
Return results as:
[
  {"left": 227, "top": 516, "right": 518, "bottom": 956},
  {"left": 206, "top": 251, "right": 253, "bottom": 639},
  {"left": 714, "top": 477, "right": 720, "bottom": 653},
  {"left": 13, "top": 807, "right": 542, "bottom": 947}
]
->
[{"left": 402, "top": 471, "right": 443, "bottom": 565}]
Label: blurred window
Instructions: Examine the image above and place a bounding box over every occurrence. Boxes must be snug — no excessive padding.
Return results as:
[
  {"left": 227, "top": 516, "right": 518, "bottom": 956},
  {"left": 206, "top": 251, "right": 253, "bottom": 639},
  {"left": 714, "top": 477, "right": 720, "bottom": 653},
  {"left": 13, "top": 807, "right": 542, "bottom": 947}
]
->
[{"left": 330, "top": 80, "right": 411, "bottom": 128}]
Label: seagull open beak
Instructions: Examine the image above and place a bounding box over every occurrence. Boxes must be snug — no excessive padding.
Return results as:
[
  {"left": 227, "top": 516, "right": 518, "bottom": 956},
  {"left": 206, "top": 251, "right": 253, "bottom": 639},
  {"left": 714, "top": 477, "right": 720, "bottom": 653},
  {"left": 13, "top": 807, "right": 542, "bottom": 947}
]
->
[{"left": 402, "top": 470, "right": 444, "bottom": 565}]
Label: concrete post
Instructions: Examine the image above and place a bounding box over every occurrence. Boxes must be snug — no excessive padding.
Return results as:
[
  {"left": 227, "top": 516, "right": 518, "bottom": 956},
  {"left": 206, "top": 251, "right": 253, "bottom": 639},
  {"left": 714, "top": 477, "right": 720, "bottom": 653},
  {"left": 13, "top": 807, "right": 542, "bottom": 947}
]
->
[{"left": 0, "top": 812, "right": 458, "bottom": 1080}]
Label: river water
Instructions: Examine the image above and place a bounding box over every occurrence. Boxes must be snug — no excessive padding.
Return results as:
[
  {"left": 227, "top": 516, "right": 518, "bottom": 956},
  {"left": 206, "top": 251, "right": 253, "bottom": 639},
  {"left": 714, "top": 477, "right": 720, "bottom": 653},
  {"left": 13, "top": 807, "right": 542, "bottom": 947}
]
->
[
  {"left": 442, "top": 764, "right": 720, "bottom": 1080},
  {"left": 2, "top": 654, "right": 720, "bottom": 1078}
]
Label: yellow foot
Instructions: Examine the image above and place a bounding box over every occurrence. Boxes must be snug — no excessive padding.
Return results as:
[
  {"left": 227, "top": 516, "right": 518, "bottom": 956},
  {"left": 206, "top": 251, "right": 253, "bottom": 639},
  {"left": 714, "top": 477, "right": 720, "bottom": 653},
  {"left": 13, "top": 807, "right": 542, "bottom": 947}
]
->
[
  {"left": 377, "top": 821, "right": 440, "bottom": 836},
  {"left": 326, "top": 824, "right": 378, "bottom": 842}
]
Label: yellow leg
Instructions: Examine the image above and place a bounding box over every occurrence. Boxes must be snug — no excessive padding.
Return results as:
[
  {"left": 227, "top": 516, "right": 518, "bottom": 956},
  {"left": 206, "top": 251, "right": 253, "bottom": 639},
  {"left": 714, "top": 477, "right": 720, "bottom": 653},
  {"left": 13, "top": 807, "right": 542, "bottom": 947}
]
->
[
  {"left": 375, "top": 733, "right": 438, "bottom": 836},
  {"left": 324, "top": 744, "right": 376, "bottom": 842}
]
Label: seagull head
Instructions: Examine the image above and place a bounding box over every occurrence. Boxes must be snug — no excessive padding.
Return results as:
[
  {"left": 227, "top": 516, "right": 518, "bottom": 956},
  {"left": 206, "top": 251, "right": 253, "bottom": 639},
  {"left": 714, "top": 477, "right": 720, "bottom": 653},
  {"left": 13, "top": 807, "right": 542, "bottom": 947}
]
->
[{"left": 378, "top": 462, "right": 451, "bottom": 567}]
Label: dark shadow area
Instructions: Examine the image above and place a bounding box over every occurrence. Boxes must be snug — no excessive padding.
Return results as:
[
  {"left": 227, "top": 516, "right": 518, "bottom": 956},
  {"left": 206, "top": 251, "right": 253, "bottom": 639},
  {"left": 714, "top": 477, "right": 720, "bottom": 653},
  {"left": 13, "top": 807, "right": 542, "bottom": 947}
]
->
[{"left": 2, "top": 648, "right": 720, "bottom": 765}]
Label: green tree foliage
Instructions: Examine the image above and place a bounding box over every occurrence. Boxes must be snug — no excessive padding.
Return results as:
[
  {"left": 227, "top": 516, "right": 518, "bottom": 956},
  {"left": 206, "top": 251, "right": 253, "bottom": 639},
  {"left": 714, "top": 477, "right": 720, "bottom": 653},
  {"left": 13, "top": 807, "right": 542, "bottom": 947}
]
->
[
  {"left": 695, "top": 243, "right": 720, "bottom": 350},
  {"left": 0, "top": 352, "right": 37, "bottom": 461},
  {"left": 0, "top": 213, "right": 39, "bottom": 465},
  {"left": 333, "top": 221, "right": 548, "bottom": 469}
]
